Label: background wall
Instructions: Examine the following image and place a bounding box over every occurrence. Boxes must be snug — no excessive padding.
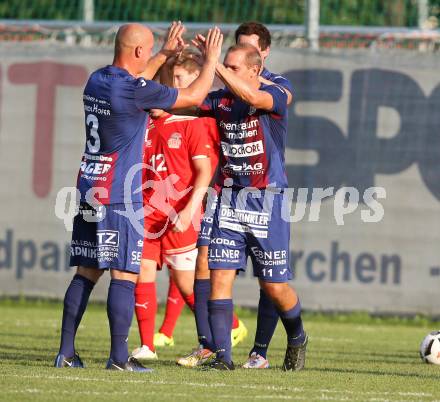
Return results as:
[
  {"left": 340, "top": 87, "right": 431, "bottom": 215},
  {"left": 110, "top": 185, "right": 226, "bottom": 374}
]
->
[{"left": 0, "top": 44, "right": 439, "bottom": 314}]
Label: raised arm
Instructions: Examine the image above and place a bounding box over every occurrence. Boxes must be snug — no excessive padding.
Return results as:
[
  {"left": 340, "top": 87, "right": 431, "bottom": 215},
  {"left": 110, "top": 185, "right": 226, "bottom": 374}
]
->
[
  {"left": 169, "top": 28, "right": 223, "bottom": 109},
  {"left": 215, "top": 63, "right": 278, "bottom": 111},
  {"left": 258, "top": 75, "right": 293, "bottom": 104},
  {"left": 139, "top": 21, "right": 186, "bottom": 80}
]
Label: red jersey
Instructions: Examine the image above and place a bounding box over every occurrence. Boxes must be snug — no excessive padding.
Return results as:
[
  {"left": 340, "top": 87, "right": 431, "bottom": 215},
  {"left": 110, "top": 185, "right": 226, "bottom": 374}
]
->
[{"left": 143, "top": 114, "right": 219, "bottom": 223}]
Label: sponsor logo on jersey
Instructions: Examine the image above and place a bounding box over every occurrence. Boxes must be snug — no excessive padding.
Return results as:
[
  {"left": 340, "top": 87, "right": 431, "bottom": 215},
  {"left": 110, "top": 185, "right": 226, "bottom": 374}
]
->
[
  {"left": 221, "top": 140, "right": 264, "bottom": 157},
  {"left": 80, "top": 161, "right": 112, "bottom": 175},
  {"left": 168, "top": 133, "right": 182, "bottom": 149},
  {"left": 223, "top": 162, "right": 264, "bottom": 172},
  {"left": 218, "top": 103, "right": 232, "bottom": 112}
]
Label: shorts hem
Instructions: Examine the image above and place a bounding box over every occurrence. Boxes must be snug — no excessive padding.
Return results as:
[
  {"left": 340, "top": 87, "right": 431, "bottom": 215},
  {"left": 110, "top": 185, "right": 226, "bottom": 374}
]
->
[
  {"left": 256, "top": 275, "right": 291, "bottom": 283},
  {"left": 69, "top": 261, "right": 139, "bottom": 274},
  {"left": 208, "top": 264, "right": 246, "bottom": 272}
]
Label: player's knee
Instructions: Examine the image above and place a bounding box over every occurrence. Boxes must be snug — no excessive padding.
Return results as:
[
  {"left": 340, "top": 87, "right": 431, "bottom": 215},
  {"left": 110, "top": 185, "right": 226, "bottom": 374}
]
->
[
  {"left": 111, "top": 269, "right": 138, "bottom": 283},
  {"left": 195, "top": 246, "right": 210, "bottom": 277},
  {"left": 210, "top": 270, "right": 235, "bottom": 298},
  {"left": 76, "top": 266, "right": 103, "bottom": 283},
  {"left": 260, "top": 281, "right": 289, "bottom": 301},
  {"left": 172, "top": 271, "right": 195, "bottom": 296},
  {"left": 138, "top": 259, "right": 157, "bottom": 282}
]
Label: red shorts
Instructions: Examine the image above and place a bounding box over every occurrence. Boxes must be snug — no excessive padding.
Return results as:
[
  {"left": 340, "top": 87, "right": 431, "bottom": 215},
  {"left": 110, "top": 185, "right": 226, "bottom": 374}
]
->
[{"left": 142, "top": 217, "right": 198, "bottom": 269}]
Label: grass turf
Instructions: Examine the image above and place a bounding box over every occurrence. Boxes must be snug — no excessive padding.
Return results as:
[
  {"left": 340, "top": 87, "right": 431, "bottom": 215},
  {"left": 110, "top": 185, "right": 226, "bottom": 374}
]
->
[{"left": 1, "top": 300, "right": 440, "bottom": 401}]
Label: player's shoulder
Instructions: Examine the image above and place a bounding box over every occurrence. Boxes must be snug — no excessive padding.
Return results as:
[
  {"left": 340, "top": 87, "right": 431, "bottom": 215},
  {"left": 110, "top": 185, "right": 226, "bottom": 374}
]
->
[
  {"left": 261, "top": 67, "right": 287, "bottom": 81},
  {"left": 208, "top": 88, "right": 232, "bottom": 100},
  {"left": 161, "top": 114, "right": 202, "bottom": 136},
  {"left": 260, "top": 82, "right": 287, "bottom": 96},
  {"left": 199, "top": 116, "right": 217, "bottom": 127},
  {"left": 164, "top": 114, "right": 198, "bottom": 126},
  {"left": 91, "top": 65, "right": 135, "bottom": 83},
  {"left": 261, "top": 67, "right": 292, "bottom": 90},
  {"left": 198, "top": 116, "right": 219, "bottom": 137}
]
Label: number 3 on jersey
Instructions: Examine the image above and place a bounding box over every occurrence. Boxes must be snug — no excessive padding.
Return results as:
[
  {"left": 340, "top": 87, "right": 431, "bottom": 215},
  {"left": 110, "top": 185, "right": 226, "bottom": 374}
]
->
[
  {"left": 148, "top": 154, "right": 167, "bottom": 172},
  {"left": 86, "top": 114, "right": 100, "bottom": 153}
]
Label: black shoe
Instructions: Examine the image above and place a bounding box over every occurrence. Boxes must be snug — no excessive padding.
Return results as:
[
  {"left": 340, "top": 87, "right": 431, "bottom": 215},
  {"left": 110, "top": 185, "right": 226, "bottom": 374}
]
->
[
  {"left": 54, "top": 353, "right": 85, "bottom": 368},
  {"left": 106, "top": 356, "right": 153, "bottom": 372},
  {"left": 282, "top": 334, "right": 308, "bottom": 371},
  {"left": 202, "top": 357, "right": 235, "bottom": 371}
]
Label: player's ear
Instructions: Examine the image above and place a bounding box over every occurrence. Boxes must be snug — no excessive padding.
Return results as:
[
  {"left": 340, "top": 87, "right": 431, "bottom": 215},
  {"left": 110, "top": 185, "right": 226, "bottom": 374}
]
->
[
  {"left": 261, "top": 46, "right": 270, "bottom": 60},
  {"left": 135, "top": 45, "right": 142, "bottom": 58}
]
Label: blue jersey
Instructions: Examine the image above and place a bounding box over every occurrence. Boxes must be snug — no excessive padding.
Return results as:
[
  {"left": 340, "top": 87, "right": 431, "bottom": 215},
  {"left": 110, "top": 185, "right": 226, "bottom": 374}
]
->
[
  {"left": 78, "top": 65, "right": 178, "bottom": 205},
  {"left": 201, "top": 84, "right": 288, "bottom": 189},
  {"left": 261, "top": 67, "right": 293, "bottom": 95}
]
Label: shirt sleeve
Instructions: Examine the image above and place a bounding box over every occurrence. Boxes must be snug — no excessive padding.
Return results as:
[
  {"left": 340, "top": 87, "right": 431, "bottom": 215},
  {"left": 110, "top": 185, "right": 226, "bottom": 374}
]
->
[
  {"left": 199, "top": 92, "right": 216, "bottom": 118},
  {"left": 270, "top": 75, "right": 294, "bottom": 96},
  {"left": 134, "top": 78, "right": 178, "bottom": 111},
  {"left": 185, "top": 119, "right": 212, "bottom": 160},
  {"left": 261, "top": 84, "right": 288, "bottom": 116},
  {"left": 203, "top": 117, "right": 220, "bottom": 170}
]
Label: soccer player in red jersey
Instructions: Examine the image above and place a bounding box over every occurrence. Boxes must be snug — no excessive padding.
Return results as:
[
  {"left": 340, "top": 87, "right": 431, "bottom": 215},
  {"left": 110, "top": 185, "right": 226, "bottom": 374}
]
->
[
  {"left": 131, "top": 51, "right": 220, "bottom": 360},
  {"left": 151, "top": 52, "right": 221, "bottom": 349}
]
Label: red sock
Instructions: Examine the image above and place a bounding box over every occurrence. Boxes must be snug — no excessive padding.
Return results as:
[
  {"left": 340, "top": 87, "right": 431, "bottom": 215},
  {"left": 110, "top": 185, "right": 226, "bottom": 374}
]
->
[
  {"left": 232, "top": 312, "right": 239, "bottom": 329},
  {"left": 134, "top": 282, "right": 157, "bottom": 351},
  {"left": 158, "top": 275, "right": 185, "bottom": 338},
  {"left": 183, "top": 292, "right": 195, "bottom": 311}
]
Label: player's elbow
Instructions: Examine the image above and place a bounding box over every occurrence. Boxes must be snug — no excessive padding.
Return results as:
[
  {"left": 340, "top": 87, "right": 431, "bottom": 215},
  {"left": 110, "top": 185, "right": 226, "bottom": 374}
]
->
[
  {"left": 177, "top": 90, "right": 205, "bottom": 108},
  {"left": 190, "top": 91, "right": 206, "bottom": 107},
  {"left": 245, "top": 92, "right": 260, "bottom": 108}
]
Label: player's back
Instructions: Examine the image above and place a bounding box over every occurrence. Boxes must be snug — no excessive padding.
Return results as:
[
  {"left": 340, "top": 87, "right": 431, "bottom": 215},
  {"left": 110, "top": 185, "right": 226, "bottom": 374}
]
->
[{"left": 79, "top": 65, "right": 177, "bottom": 205}]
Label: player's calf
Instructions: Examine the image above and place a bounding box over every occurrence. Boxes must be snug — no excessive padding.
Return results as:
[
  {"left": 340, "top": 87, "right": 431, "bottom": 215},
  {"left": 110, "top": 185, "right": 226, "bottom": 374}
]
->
[{"left": 260, "top": 282, "right": 307, "bottom": 371}]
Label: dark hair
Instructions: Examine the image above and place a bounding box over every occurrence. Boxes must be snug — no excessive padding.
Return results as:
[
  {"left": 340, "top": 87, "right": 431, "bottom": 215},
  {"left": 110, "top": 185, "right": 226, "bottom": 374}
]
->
[
  {"left": 234, "top": 21, "right": 271, "bottom": 51},
  {"left": 226, "top": 43, "right": 262, "bottom": 69}
]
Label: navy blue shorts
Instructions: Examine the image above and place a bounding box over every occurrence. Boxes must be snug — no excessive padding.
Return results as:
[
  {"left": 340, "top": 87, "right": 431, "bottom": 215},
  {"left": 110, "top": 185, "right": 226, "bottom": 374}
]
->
[
  {"left": 70, "top": 203, "right": 144, "bottom": 273},
  {"left": 208, "top": 188, "right": 292, "bottom": 283}
]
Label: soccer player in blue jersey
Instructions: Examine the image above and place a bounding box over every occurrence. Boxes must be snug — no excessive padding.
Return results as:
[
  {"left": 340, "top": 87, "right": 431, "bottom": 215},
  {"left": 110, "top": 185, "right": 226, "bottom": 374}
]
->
[
  {"left": 54, "top": 22, "right": 223, "bottom": 372},
  {"left": 235, "top": 21, "right": 293, "bottom": 105},
  {"left": 185, "top": 22, "right": 296, "bottom": 369},
  {"left": 235, "top": 21, "right": 294, "bottom": 369},
  {"left": 190, "top": 41, "right": 307, "bottom": 371}
]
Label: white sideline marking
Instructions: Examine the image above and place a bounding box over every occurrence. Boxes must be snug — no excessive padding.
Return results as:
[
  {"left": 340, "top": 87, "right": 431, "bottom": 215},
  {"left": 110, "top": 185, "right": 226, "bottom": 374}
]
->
[{"left": 2, "top": 374, "right": 435, "bottom": 399}]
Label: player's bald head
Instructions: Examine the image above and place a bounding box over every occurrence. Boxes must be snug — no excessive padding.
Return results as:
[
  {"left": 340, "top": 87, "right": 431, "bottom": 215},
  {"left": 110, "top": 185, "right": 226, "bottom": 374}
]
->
[
  {"left": 113, "top": 23, "right": 154, "bottom": 75},
  {"left": 114, "top": 23, "right": 153, "bottom": 55}
]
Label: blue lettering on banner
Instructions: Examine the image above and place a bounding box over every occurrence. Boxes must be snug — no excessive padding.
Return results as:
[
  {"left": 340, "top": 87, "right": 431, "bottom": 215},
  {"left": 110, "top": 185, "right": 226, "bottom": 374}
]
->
[
  {"left": 285, "top": 68, "right": 440, "bottom": 201},
  {"left": 0, "top": 229, "right": 71, "bottom": 279},
  {"left": 0, "top": 230, "right": 409, "bottom": 285}
]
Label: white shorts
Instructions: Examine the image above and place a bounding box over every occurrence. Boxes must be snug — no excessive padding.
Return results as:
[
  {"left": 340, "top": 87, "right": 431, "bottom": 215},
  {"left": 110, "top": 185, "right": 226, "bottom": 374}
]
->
[{"left": 164, "top": 248, "right": 198, "bottom": 271}]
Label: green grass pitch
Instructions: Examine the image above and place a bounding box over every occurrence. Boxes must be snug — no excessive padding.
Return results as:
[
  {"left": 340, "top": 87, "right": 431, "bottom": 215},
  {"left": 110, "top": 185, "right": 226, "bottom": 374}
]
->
[{"left": 1, "top": 300, "right": 440, "bottom": 401}]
